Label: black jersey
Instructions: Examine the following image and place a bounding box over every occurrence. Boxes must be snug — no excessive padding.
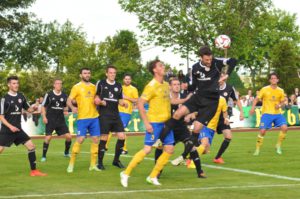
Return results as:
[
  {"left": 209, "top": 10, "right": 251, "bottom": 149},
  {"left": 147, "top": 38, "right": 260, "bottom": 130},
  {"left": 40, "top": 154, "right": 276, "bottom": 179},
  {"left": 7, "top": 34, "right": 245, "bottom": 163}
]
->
[
  {"left": 171, "top": 92, "right": 187, "bottom": 125},
  {"left": 0, "top": 92, "right": 30, "bottom": 131},
  {"left": 42, "top": 90, "right": 68, "bottom": 121},
  {"left": 96, "top": 80, "right": 123, "bottom": 118},
  {"left": 219, "top": 83, "right": 238, "bottom": 103},
  {"left": 188, "top": 58, "right": 237, "bottom": 99}
]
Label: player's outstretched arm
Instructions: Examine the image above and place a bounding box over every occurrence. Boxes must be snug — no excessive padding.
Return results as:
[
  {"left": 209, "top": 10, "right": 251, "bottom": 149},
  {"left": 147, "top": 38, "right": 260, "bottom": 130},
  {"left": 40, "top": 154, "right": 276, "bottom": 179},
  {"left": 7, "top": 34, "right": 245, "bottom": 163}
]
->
[
  {"left": 249, "top": 97, "right": 259, "bottom": 115},
  {"left": 137, "top": 97, "right": 153, "bottom": 133}
]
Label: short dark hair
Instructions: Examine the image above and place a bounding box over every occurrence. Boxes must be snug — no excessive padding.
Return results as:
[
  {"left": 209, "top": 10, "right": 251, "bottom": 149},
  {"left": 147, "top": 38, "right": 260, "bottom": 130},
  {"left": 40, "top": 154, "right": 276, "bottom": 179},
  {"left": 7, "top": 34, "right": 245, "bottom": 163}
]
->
[
  {"left": 269, "top": 72, "right": 279, "bottom": 79},
  {"left": 123, "top": 73, "right": 131, "bottom": 78},
  {"left": 169, "top": 77, "right": 180, "bottom": 85},
  {"left": 7, "top": 76, "right": 19, "bottom": 83},
  {"left": 198, "top": 46, "right": 212, "bottom": 57},
  {"left": 106, "top": 65, "right": 117, "bottom": 72},
  {"left": 53, "top": 78, "right": 62, "bottom": 83},
  {"left": 80, "top": 68, "right": 91, "bottom": 74},
  {"left": 148, "top": 59, "right": 161, "bottom": 75}
]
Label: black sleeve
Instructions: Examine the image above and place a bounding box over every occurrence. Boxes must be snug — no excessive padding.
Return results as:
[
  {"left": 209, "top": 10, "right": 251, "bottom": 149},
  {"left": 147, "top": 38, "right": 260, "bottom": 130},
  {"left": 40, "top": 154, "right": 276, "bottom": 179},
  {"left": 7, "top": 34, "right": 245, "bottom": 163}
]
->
[
  {"left": 226, "top": 58, "right": 237, "bottom": 75},
  {"left": 118, "top": 84, "right": 123, "bottom": 100},
  {"left": 22, "top": 94, "right": 30, "bottom": 110},
  {"left": 96, "top": 80, "right": 102, "bottom": 96},
  {"left": 0, "top": 98, "right": 5, "bottom": 115},
  {"left": 230, "top": 86, "right": 239, "bottom": 101},
  {"left": 41, "top": 93, "right": 50, "bottom": 107},
  {"left": 214, "top": 57, "right": 237, "bottom": 76},
  {"left": 187, "top": 66, "right": 197, "bottom": 92}
]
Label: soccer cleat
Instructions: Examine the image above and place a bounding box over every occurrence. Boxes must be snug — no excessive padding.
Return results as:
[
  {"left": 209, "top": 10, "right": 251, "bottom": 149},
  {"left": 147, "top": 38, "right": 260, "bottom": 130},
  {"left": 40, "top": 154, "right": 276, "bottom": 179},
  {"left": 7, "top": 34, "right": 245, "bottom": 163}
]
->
[
  {"left": 113, "top": 161, "right": 125, "bottom": 169},
  {"left": 171, "top": 155, "right": 185, "bottom": 166},
  {"left": 64, "top": 153, "right": 71, "bottom": 158},
  {"left": 253, "top": 149, "right": 260, "bottom": 156},
  {"left": 89, "top": 166, "right": 102, "bottom": 172},
  {"left": 146, "top": 176, "right": 161, "bottom": 186},
  {"left": 186, "top": 159, "right": 196, "bottom": 169},
  {"left": 198, "top": 171, "right": 207, "bottom": 179},
  {"left": 276, "top": 146, "right": 282, "bottom": 155},
  {"left": 122, "top": 150, "right": 128, "bottom": 155},
  {"left": 120, "top": 171, "right": 129, "bottom": 188},
  {"left": 152, "top": 139, "right": 163, "bottom": 148},
  {"left": 67, "top": 164, "right": 74, "bottom": 173},
  {"left": 213, "top": 157, "right": 225, "bottom": 164},
  {"left": 97, "top": 164, "right": 106, "bottom": 170},
  {"left": 30, "top": 169, "right": 47, "bottom": 177},
  {"left": 40, "top": 157, "right": 46, "bottom": 162}
]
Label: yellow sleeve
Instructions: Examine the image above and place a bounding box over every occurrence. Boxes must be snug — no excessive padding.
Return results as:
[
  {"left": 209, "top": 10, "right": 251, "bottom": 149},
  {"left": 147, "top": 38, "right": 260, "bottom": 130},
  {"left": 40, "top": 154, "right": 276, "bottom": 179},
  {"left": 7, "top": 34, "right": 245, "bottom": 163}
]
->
[
  {"left": 279, "top": 90, "right": 285, "bottom": 102},
  {"left": 221, "top": 98, "right": 228, "bottom": 112},
  {"left": 69, "top": 85, "right": 78, "bottom": 100},
  {"left": 133, "top": 88, "right": 139, "bottom": 99},
  {"left": 141, "top": 85, "right": 154, "bottom": 102},
  {"left": 258, "top": 88, "right": 264, "bottom": 99}
]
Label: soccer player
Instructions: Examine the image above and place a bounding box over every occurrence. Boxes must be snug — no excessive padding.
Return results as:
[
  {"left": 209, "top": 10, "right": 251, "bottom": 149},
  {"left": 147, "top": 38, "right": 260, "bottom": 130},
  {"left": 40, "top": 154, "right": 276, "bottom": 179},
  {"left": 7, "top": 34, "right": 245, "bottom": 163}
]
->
[
  {"left": 160, "top": 77, "right": 205, "bottom": 178},
  {"left": 213, "top": 74, "right": 244, "bottom": 164},
  {"left": 250, "top": 72, "right": 287, "bottom": 155},
  {"left": 66, "top": 68, "right": 100, "bottom": 173},
  {"left": 120, "top": 60, "right": 174, "bottom": 187},
  {"left": 95, "top": 65, "right": 128, "bottom": 170},
  {"left": 118, "top": 74, "right": 139, "bottom": 154},
  {"left": 0, "top": 76, "right": 47, "bottom": 176},
  {"left": 156, "top": 46, "right": 237, "bottom": 150},
  {"left": 40, "top": 78, "right": 72, "bottom": 162}
]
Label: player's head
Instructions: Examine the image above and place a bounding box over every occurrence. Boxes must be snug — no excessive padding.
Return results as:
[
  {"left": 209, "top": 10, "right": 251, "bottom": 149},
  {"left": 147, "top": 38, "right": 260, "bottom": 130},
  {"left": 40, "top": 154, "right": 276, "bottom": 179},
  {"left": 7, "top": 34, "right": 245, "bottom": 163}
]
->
[
  {"left": 123, "top": 74, "right": 132, "bottom": 86},
  {"left": 268, "top": 72, "right": 279, "bottom": 86},
  {"left": 198, "top": 46, "right": 213, "bottom": 67},
  {"left": 148, "top": 59, "right": 165, "bottom": 77},
  {"left": 7, "top": 76, "right": 19, "bottom": 93},
  {"left": 80, "top": 68, "right": 91, "bottom": 82},
  {"left": 180, "top": 81, "right": 187, "bottom": 90},
  {"left": 169, "top": 77, "right": 181, "bottom": 93},
  {"left": 53, "top": 78, "right": 63, "bottom": 92},
  {"left": 106, "top": 65, "right": 117, "bottom": 82}
]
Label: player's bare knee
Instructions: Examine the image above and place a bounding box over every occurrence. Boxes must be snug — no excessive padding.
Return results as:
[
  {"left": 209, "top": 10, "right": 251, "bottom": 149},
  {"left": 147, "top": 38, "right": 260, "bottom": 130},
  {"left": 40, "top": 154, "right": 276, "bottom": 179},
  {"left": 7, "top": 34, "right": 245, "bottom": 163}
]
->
[
  {"left": 66, "top": 134, "right": 72, "bottom": 141},
  {"left": 0, "top": 146, "right": 4, "bottom": 154},
  {"left": 45, "top": 136, "right": 51, "bottom": 144},
  {"left": 281, "top": 125, "right": 288, "bottom": 132},
  {"left": 117, "top": 133, "right": 125, "bottom": 140},
  {"left": 100, "top": 134, "right": 108, "bottom": 141},
  {"left": 143, "top": 146, "right": 152, "bottom": 154},
  {"left": 76, "top": 137, "right": 85, "bottom": 144},
  {"left": 25, "top": 141, "right": 35, "bottom": 151},
  {"left": 163, "top": 145, "right": 174, "bottom": 154}
]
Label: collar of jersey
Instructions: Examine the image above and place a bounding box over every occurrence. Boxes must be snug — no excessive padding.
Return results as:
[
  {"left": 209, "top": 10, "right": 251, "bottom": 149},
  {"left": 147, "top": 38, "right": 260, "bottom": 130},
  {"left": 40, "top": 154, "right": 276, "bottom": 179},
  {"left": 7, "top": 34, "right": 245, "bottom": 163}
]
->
[
  {"left": 8, "top": 91, "right": 17, "bottom": 96},
  {"left": 106, "top": 79, "right": 116, "bottom": 85},
  {"left": 53, "top": 90, "right": 62, "bottom": 96}
]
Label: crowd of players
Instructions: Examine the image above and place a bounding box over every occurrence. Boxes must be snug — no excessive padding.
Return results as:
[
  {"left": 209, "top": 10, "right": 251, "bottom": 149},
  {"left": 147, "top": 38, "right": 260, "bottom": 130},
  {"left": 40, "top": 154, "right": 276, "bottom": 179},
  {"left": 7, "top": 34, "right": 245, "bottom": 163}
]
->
[{"left": 0, "top": 46, "right": 289, "bottom": 187}]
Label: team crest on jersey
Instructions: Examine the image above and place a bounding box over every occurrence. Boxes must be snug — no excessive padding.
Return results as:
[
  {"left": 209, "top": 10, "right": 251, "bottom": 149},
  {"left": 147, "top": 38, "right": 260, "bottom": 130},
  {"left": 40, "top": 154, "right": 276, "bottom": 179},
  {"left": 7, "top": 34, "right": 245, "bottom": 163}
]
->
[
  {"left": 114, "top": 87, "right": 119, "bottom": 92},
  {"left": 223, "top": 92, "right": 228, "bottom": 97},
  {"left": 11, "top": 100, "right": 14, "bottom": 103},
  {"left": 18, "top": 98, "right": 22, "bottom": 103},
  {"left": 60, "top": 98, "right": 64, "bottom": 102}
]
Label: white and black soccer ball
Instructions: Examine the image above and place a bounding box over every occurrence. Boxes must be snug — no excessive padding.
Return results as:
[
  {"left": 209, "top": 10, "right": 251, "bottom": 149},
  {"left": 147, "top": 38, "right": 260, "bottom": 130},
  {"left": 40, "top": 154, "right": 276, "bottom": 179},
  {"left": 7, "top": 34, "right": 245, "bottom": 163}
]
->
[{"left": 215, "top": 35, "right": 231, "bottom": 49}]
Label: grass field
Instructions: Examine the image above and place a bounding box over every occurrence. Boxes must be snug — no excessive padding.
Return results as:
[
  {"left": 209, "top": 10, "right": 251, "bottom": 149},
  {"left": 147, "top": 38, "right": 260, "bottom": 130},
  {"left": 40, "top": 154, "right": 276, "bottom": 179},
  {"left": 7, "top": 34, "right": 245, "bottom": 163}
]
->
[{"left": 0, "top": 130, "right": 300, "bottom": 199}]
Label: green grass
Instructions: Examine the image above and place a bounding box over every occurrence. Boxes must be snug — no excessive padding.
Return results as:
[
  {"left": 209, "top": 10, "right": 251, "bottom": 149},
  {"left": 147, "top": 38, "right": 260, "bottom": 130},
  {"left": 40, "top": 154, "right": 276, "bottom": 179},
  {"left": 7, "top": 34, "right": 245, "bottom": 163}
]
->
[{"left": 0, "top": 130, "right": 300, "bottom": 199}]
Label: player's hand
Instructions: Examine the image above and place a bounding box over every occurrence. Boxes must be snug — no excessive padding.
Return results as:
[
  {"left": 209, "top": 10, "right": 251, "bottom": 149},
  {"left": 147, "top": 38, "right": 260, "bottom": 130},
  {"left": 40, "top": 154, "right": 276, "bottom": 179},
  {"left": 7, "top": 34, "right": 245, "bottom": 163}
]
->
[
  {"left": 275, "top": 104, "right": 281, "bottom": 110},
  {"left": 187, "top": 93, "right": 193, "bottom": 99},
  {"left": 9, "top": 126, "right": 20, "bottom": 133},
  {"left": 122, "top": 102, "right": 128, "bottom": 108},
  {"left": 224, "top": 118, "right": 230, "bottom": 125},
  {"left": 63, "top": 111, "right": 69, "bottom": 116},
  {"left": 249, "top": 108, "right": 255, "bottom": 115},
  {"left": 218, "top": 74, "right": 228, "bottom": 83},
  {"left": 184, "top": 115, "right": 191, "bottom": 123},
  {"left": 71, "top": 107, "right": 78, "bottom": 114},
  {"left": 43, "top": 117, "right": 48, "bottom": 124},
  {"left": 94, "top": 97, "right": 102, "bottom": 105},
  {"left": 145, "top": 123, "right": 153, "bottom": 133},
  {"left": 101, "top": 100, "right": 107, "bottom": 106},
  {"left": 239, "top": 114, "right": 244, "bottom": 121}
]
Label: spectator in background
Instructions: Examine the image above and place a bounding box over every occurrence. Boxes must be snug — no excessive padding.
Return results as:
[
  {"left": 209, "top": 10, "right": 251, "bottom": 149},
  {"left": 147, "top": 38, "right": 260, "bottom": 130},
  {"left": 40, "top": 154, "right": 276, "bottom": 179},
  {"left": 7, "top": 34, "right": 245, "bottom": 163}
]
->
[
  {"left": 185, "top": 68, "right": 193, "bottom": 86},
  {"left": 31, "top": 98, "right": 42, "bottom": 126},
  {"left": 180, "top": 81, "right": 189, "bottom": 96},
  {"left": 288, "top": 94, "right": 297, "bottom": 106},
  {"left": 294, "top": 88, "right": 299, "bottom": 97},
  {"left": 240, "top": 96, "right": 248, "bottom": 107},
  {"left": 246, "top": 89, "right": 254, "bottom": 106},
  {"left": 177, "top": 70, "right": 185, "bottom": 83},
  {"left": 255, "top": 91, "right": 262, "bottom": 106},
  {"left": 165, "top": 68, "right": 174, "bottom": 81}
]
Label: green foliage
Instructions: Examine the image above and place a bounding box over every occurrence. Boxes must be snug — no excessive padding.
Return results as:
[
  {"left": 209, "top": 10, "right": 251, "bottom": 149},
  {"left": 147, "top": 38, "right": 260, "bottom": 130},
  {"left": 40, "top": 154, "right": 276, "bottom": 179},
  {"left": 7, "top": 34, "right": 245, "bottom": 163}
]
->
[{"left": 228, "top": 70, "right": 246, "bottom": 94}]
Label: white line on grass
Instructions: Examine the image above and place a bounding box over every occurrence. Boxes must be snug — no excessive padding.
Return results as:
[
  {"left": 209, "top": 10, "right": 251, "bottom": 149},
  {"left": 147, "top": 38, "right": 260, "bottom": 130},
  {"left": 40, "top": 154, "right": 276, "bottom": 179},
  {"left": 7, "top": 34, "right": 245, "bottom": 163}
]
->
[{"left": 0, "top": 183, "right": 300, "bottom": 198}]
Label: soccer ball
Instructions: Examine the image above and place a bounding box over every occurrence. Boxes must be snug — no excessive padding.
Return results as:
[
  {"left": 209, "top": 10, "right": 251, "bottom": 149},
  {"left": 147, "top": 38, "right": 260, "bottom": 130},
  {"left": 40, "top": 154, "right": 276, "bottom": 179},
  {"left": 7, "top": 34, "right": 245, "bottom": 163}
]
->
[{"left": 215, "top": 35, "right": 231, "bottom": 49}]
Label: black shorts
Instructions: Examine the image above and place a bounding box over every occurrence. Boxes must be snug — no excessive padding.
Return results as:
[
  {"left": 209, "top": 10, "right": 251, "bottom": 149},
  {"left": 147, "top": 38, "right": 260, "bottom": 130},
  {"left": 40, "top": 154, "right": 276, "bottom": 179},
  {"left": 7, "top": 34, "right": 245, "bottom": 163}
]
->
[
  {"left": 216, "top": 117, "right": 231, "bottom": 134},
  {"left": 0, "top": 130, "right": 30, "bottom": 147},
  {"left": 173, "top": 124, "right": 191, "bottom": 143},
  {"left": 99, "top": 116, "right": 124, "bottom": 135},
  {"left": 45, "top": 121, "right": 69, "bottom": 136},
  {"left": 184, "top": 95, "right": 219, "bottom": 126}
]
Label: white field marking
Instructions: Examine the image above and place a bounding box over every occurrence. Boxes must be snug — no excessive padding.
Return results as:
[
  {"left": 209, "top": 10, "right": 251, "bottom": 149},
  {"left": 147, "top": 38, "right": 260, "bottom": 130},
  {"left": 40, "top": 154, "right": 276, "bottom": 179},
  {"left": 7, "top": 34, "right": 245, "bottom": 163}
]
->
[
  {"left": 0, "top": 183, "right": 300, "bottom": 199},
  {"left": 2, "top": 151, "right": 300, "bottom": 182}
]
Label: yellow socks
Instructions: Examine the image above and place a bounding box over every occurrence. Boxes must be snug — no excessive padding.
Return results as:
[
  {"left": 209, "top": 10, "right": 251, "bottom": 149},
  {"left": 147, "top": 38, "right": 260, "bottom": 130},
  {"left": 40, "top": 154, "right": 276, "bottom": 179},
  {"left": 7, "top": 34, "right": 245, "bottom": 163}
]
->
[
  {"left": 277, "top": 131, "right": 286, "bottom": 147},
  {"left": 256, "top": 135, "right": 264, "bottom": 150},
  {"left": 124, "top": 150, "right": 146, "bottom": 176},
  {"left": 149, "top": 152, "right": 171, "bottom": 178},
  {"left": 69, "top": 142, "right": 81, "bottom": 166},
  {"left": 123, "top": 138, "right": 128, "bottom": 151},
  {"left": 197, "top": 145, "right": 206, "bottom": 155},
  {"left": 90, "top": 143, "right": 98, "bottom": 167}
]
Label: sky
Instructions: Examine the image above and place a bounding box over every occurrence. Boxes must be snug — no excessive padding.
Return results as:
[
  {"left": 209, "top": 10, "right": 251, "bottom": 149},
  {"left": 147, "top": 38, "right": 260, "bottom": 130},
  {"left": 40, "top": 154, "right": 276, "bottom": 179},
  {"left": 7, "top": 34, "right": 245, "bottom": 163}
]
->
[{"left": 28, "top": 0, "right": 300, "bottom": 73}]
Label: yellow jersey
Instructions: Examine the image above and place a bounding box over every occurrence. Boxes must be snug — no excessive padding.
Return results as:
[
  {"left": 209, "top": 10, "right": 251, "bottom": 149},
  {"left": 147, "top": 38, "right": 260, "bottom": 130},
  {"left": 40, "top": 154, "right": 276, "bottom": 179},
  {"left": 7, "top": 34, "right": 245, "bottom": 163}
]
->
[
  {"left": 207, "top": 96, "right": 228, "bottom": 131},
  {"left": 258, "top": 85, "right": 285, "bottom": 114},
  {"left": 69, "top": 82, "right": 99, "bottom": 120},
  {"left": 118, "top": 85, "right": 139, "bottom": 114},
  {"left": 141, "top": 79, "right": 171, "bottom": 123}
]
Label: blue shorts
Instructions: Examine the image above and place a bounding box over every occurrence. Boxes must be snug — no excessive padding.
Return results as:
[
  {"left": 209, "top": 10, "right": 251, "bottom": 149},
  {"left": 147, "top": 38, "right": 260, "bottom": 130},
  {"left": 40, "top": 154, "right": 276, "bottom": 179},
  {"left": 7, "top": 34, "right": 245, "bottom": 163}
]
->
[
  {"left": 260, "top": 114, "right": 287, "bottom": 130},
  {"left": 144, "top": 123, "right": 174, "bottom": 146},
  {"left": 198, "top": 126, "right": 215, "bottom": 145},
  {"left": 77, "top": 118, "right": 100, "bottom": 137},
  {"left": 119, "top": 112, "right": 131, "bottom": 128}
]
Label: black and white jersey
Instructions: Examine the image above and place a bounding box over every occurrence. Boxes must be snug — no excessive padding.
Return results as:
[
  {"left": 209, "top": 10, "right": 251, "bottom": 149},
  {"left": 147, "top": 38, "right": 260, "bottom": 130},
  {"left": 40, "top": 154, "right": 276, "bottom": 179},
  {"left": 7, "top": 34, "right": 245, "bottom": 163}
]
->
[
  {"left": 219, "top": 83, "right": 238, "bottom": 103},
  {"left": 96, "top": 80, "right": 123, "bottom": 118},
  {"left": 42, "top": 90, "right": 68, "bottom": 121},
  {"left": 171, "top": 92, "right": 187, "bottom": 125},
  {"left": 0, "top": 92, "right": 30, "bottom": 131},
  {"left": 188, "top": 58, "right": 237, "bottom": 99}
]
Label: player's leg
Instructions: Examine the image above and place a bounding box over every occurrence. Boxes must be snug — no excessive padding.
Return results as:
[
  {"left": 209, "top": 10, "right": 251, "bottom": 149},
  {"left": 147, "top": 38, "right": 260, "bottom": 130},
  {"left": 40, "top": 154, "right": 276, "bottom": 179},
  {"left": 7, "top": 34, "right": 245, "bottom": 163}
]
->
[
  {"left": 105, "top": 132, "right": 112, "bottom": 151},
  {"left": 41, "top": 135, "right": 52, "bottom": 162},
  {"left": 189, "top": 147, "right": 206, "bottom": 178},
  {"left": 214, "top": 128, "right": 232, "bottom": 164},
  {"left": 97, "top": 116, "right": 110, "bottom": 169},
  {"left": 87, "top": 118, "right": 100, "bottom": 171},
  {"left": 113, "top": 132, "right": 125, "bottom": 168},
  {"left": 254, "top": 114, "right": 271, "bottom": 156},
  {"left": 0, "top": 146, "right": 5, "bottom": 154},
  {"left": 275, "top": 114, "right": 288, "bottom": 154},
  {"left": 64, "top": 133, "right": 72, "bottom": 157},
  {"left": 120, "top": 112, "right": 131, "bottom": 154}
]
